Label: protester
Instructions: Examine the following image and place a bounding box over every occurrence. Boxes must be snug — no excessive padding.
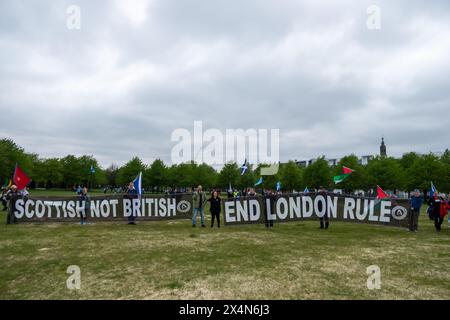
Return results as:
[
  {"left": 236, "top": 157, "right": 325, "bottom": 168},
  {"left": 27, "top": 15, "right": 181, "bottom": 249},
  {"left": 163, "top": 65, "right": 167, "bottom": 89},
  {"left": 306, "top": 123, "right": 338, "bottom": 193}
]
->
[
  {"left": 409, "top": 189, "right": 423, "bottom": 232},
  {"left": 125, "top": 182, "right": 138, "bottom": 225},
  {"left": 318, "top": 186, "right": 329, "bottom": 229},
  {"left": 6, "top": 185, "right": 20, "bottom": 224},
  {"left": 208, "top": 190, "right": 222, "bottom": 228},
  {"left": 192, "top": 185, "right": 206, "bottom": 227},
  {"left": 264, "top": 190, "right": 275, "bottom": 228},
  {"left": 247, "top": 188, "right": 256, "bottom": 197},
  {"left": 428, "top": 191, "right": 444, "bottom": 231},
  {"left": 1, "top": 187, "right": 9, "bottom": 211},
  {"left": 227, "top": 188, "right": 233, "bottom": 199},
  {"left": 19, "top": 187, "right": 29, "bottom": 198},
  {"left": 439, "top": 194, "right": 450, "bottom": 227},
  {"left": 79, "top": 187, "right": 90, "bottom": 225}
]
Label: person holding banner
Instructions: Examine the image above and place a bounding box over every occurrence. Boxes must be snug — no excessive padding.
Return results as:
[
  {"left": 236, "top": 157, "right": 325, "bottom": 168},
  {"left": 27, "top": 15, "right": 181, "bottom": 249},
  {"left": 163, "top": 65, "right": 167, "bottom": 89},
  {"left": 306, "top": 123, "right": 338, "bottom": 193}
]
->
[
  {"left": 264, "top": 190, "right": 276, "bottom": 228},
  {"left": 1, "top": 187, "right": 9, "bottom": 211},
  {"left": 192, "top": 185, "right": 206, "bottom": 228},
  {"left": 318, "top": 186, "right": 329, "bottom": 229},
  {"left": 207, "top": 191, "right": 222, "bottom": 228},
  {"left": 79, "top": 187, "right": 91, "bottom": 225},
  {"left": 409, "top": 189, "right": 423, "bottom": 232},
  {"left": 6, "top": 185, "right": 20, "bottom": 224},
  {"left": 125, "top": 182, "right": 138, "bottom": 225},
  {"left": 428, "top": 191, "right": 444, "bottom": 232}
]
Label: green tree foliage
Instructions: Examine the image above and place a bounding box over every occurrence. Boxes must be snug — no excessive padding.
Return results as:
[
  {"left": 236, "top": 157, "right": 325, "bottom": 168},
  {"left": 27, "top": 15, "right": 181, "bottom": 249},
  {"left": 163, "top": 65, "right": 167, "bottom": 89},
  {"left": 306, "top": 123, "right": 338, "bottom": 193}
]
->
[
  {"left": 0, "top": 138, "right": 33, "bottom": 180},
  {"left": 218, "top": 162, "right": 240, "bottom": 189},
  {"left": 34, "top": 158, "right": 63, "bottom": 188},
  {"left": 303, "top": 157, "right": 331, "bottom": 190},
  {"left": 144, "top": 159, "right": 168, "bottom": 191},
  {"left": 117, "top": 157, "right": 146, "bottom": 186},
  {"left": 168, "top": 162, "right": 197, "bottom": 188},
  {"left": 279, "top": 161, "right": 303, "bottom": 192},
  {"left": 404, "top": 154, "right": 447, "bottom": 193},
  {"left": 1, "top": 137, "right": 449, "bottom": 193},
  {"left": 366, "top": 157, "right": 405, "bottom": 191},
  {"left": 105, "top": 164, "right": 119, "bottom": 186},
  {"left": 193, "top": 163, "right": 217, "bottom": 189}
]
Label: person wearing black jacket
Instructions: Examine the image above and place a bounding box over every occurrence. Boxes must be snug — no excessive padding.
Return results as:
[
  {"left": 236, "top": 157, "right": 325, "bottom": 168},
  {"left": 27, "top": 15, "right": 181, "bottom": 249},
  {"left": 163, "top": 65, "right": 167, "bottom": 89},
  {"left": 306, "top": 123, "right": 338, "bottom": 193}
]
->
[
  {"left": 125, "top": 182, "right": 138, "bottom": 225},
  {"left": 264, "top": 190, "right": 276, "bottom": 228},
  {"left": 208, "top": 191, "right": 222, "bottom": 228},
  {"left": 1, "top": 187, "right": 9, "bottom": 211},
  {"left": 318, "top": 187, "right": 329, "bottom": 229},
  {"left": 428, "top": 191, "right": 443, "bottom": 231},
  {"left": 6, "top": 185, "right": 20, "bottom": 224}
]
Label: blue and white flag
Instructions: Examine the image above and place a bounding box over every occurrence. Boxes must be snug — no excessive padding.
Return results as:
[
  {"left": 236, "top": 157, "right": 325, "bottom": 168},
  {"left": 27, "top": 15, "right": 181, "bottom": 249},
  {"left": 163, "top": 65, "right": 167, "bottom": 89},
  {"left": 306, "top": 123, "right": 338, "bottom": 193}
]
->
[
  {"left": 254, "top": 177, "right": 263, "bottom": 186},
  {"left": 90, "top": 164, "right": 95, "bottom": 174},
  {"left": 276, "top": 181, "right": 281, "bottom": 192},
  {"left": 303, "top": 187, "right": 309, "bottom": 193},
  {"left": 240, "top": 159, "right": 248, "bottom": 175},
  {"left": 133, "top": 172, "right": 142, "bottom": 197},
  {"left": 431, "top": 181, "right": 437, "bottom": 194}
]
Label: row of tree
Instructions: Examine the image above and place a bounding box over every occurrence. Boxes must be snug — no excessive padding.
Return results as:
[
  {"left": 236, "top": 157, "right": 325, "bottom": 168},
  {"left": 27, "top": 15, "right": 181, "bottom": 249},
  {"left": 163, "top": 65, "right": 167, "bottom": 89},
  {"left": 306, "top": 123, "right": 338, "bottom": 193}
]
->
[{"left": 1, "top": 138, "right": 449, "bottom": 193}]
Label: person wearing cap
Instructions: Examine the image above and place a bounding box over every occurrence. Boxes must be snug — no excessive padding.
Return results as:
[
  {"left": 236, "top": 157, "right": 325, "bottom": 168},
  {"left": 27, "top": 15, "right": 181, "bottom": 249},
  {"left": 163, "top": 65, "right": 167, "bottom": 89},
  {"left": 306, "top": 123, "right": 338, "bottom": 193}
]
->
[
  {"left": 409, "top": 189, "right": 423, "bottom": 232},
  {"left": 318, "top": 186, "right": 329, "bottom": 229}
]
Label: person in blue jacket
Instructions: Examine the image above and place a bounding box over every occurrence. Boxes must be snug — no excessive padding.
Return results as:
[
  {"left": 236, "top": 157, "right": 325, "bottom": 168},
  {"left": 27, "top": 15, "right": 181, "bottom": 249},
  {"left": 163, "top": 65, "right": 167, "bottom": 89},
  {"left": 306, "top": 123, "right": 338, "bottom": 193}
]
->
[{"left": 409, "top": 189, "right": 424, "bottom": 232}]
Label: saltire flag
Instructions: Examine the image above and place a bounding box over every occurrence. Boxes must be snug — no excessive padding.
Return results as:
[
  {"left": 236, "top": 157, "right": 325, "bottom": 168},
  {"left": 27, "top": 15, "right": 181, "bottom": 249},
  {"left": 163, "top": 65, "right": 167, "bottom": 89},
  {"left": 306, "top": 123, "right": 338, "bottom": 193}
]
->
[
  {"left": 254, "top": 177, "right": 263, "bottom": 186},
  {"left": 376, "top": 185, "right": 389, "bottom": 200},
  {"left": 240, "top": 159, "right": 248, "bottom": 175},
  {"left": 276, "top": 181, "right": 281, "bottom": 192},
  {"left": 303, "top": 187, "right": 309, "bottom": 193},
  {"left": 431, "top": 181, "right": 438, "bottom": 193},
  {"left": 90, "top": 164, "right": 95, "bottom": 174},
  {"left": 133, "top": 172, "right": 142, "bottom": 198},
  {"left": 333, "top": 166, "right": 354, "bottom": 184},
  {"left": 13, "top": 165, "right": 31, "bottom": 190}
]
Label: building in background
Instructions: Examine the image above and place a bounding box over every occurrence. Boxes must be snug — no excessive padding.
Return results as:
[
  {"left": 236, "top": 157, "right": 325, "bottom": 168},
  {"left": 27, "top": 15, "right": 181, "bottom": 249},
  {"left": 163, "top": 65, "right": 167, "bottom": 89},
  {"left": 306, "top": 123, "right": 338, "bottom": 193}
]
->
[{"left": 380, "top": 137, "right": 387, "bottom": 158}]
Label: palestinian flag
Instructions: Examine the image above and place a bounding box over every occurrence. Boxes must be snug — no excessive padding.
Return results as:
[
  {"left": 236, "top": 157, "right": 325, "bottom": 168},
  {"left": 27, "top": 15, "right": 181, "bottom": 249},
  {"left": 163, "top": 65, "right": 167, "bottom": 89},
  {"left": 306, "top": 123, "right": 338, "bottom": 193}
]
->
[
  {"left": 13, "top": 165, "right": 31, "bottom": 190},
  {"left": 376, "top": 185, "right": 389, "bottom": 199},
  {"left": 333, "top": 166, "right": 354, "bottom": 184}
]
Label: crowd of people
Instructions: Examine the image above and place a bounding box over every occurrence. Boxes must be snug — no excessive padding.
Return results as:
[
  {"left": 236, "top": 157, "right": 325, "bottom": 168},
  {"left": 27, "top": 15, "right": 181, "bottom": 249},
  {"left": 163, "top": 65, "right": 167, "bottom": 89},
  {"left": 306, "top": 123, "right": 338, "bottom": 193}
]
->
[
  {"left": 188, "top": 185, "right": 450, "bottom": 232},
  {"left": 2, "top": 183, "right": 449, "bottom": 232}
]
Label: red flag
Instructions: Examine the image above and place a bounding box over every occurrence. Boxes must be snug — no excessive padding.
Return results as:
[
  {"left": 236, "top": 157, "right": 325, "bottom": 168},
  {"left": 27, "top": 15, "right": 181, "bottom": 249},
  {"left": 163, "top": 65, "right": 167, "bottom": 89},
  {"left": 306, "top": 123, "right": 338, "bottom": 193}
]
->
[
  {"left": 376, "top": 185, "right": 389, "bottom": 199},
  {"left": 342, "top": 166, "right": 354, "bottom": 175},
  {"left": 13, "top": 165, "right": 31, "bottom": 190}
]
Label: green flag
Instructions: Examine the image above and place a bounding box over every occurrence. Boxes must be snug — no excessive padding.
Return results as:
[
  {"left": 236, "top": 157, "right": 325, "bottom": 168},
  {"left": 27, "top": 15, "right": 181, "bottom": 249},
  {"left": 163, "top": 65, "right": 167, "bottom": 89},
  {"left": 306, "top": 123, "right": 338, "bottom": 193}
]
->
[
  {"left": 333, "top": 166, "right": 354, "bottom": 184},
  {"left": 333, "top": 174, "right": 351, "bottom": 184}
]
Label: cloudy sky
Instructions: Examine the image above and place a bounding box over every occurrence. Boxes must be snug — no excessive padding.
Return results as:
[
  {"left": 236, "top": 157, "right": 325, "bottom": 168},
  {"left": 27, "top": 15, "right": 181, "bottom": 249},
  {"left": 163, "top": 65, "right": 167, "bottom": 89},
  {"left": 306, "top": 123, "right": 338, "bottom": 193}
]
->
[{"left": 0, "top": 0, "right": 449, "bottom": 168}]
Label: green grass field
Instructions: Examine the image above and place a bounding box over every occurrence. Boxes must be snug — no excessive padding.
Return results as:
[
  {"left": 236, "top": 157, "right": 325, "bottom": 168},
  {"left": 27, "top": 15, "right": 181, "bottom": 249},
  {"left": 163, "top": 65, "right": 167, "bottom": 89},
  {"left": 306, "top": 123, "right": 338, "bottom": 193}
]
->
[{"left": 1, "top": 190, "right": 449, "bottom": 299}]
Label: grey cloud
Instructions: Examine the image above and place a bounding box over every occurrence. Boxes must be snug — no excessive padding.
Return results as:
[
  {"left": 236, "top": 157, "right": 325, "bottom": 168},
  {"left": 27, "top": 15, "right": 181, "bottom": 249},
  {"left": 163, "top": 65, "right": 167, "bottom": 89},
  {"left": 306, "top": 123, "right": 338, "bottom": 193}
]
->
[{"left": 0, "top": 0, "right": 449, "bottom": 167}]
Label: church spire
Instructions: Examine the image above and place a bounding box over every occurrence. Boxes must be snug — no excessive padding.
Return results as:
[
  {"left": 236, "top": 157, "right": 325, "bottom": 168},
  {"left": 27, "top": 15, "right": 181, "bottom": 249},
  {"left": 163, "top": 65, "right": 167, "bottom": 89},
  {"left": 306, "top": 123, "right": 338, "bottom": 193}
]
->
[{"left": 380, "top": 137, "right": 387, "bottom": 157}]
